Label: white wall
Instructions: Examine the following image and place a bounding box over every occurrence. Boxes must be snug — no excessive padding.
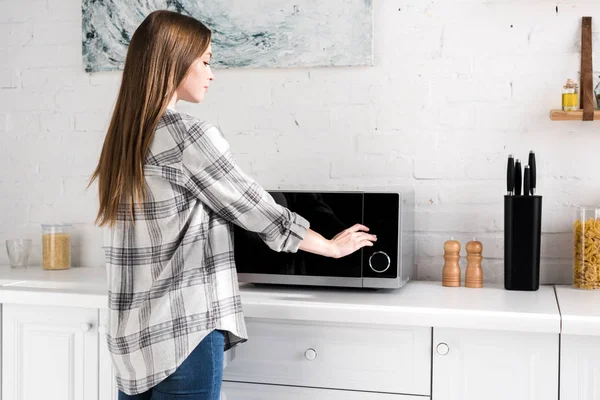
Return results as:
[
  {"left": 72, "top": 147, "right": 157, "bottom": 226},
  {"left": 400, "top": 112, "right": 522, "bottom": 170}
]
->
[{"left": 1, "top": 0, "right": 599, "bottom": 284}]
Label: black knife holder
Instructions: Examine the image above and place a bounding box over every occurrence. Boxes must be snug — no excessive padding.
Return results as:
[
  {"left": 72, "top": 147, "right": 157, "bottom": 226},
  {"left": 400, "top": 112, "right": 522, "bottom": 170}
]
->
[{"left": 504, "top": 195, "right": 542, "bottom": 291}]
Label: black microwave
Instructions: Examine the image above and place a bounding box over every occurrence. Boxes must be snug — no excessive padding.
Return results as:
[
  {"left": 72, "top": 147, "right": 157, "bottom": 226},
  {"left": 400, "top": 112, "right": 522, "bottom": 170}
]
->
[{"left": 233, "top": 190, "right": 415, "bottom": 289}]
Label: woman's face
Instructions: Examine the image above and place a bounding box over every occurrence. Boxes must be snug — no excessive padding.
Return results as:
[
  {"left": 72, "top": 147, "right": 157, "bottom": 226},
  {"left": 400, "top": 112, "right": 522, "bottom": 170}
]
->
[{"left": 176, "top": 43, "right": 214, "bottom": 103}]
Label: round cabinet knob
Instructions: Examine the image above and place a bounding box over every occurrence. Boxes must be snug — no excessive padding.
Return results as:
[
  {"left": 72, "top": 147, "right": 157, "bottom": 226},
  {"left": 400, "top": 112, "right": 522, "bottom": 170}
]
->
[
  {"left": 80, "top": 323, "right": 92, "bottom": 333},
  {"left": 304, "top": 348, "right": 317, "bottom": 361},
  {"left": 98, "top": 325, "right": 107, "bottom": 334},
  {"left": 436, "top": 343, "right": 450, "bottom": 356},
  {"left": 369, "top": 251, "right": 391, "bottom": 273}
]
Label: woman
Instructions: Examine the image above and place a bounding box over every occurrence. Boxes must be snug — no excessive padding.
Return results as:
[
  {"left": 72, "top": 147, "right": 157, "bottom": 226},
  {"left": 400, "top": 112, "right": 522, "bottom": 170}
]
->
[{"left": 90, "top": 10, "right": 377, "bottom": 400}]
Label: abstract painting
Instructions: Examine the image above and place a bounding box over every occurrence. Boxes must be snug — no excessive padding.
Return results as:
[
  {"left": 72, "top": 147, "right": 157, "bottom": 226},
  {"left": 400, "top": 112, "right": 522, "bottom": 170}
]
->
[{"left": 82, "top": 0, "right": 374, "bottom": 72}]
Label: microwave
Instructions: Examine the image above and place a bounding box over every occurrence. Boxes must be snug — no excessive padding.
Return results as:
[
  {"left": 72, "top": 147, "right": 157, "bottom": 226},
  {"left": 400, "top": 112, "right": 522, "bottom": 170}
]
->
[{"left": 233, "top": 190, "right": 415, "bottom": 289}]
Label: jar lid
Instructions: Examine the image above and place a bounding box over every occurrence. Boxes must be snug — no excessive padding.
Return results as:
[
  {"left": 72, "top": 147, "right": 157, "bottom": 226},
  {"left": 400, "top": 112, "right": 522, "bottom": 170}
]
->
[
  {"left": 564, "top": 78, "right": 578, "bottom": 89},
  {"left": 41, "top": 223, "right": 72, "bottom": 227},
  {"left": 41, "top": 224, "right": 73, "bottom": 231},
  {"left": 576, "top": 207, "right": 600, "bottom": 220}
]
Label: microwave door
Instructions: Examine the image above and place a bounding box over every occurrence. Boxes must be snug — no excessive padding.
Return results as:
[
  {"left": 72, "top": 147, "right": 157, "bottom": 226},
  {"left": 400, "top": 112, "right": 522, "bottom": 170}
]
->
[{"left": 233, "top": 192, "right": 364, "bottom": 279}]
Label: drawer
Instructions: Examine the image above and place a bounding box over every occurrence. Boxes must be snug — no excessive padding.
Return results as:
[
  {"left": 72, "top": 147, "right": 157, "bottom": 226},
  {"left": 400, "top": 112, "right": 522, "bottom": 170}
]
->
[
  {"left": 223, "top": 319, "right": 431, "bottom": 395},
  {"left": 221, "top": 381, "right": 427, "bottom": 400}
]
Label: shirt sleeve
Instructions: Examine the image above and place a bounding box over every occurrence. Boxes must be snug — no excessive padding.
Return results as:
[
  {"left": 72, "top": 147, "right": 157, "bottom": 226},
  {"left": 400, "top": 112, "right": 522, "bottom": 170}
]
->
[{"left": 181, "top": 121, "right": 309, "bottom": 253}]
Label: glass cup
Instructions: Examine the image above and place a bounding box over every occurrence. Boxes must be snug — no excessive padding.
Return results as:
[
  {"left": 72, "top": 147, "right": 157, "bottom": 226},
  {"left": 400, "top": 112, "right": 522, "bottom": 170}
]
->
[{"left": 6, "top": 239, "right": 32, "bottom": 268}]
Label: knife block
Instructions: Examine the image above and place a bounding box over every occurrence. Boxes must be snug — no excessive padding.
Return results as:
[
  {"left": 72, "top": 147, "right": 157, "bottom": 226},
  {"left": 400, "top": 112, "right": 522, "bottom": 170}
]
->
[{"left": 504, "top": 195, "right": 542, "bottom": 291}]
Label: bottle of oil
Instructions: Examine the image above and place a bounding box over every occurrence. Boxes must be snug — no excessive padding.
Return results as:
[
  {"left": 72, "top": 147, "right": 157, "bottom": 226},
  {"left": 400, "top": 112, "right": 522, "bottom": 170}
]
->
[{"left": 562, "top": 79, "right": 579, "bottom": 111}]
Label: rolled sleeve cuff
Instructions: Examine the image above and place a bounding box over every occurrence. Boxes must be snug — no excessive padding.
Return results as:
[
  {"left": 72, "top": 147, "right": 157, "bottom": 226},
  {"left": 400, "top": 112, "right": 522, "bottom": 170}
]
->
[{"left": 281, "top": 211, "right": 310, "bottom": 253}]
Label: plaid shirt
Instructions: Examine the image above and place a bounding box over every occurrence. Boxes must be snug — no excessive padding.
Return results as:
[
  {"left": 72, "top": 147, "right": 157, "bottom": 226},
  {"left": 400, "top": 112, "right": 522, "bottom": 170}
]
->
[{"left": 103, "top": 108, "right": 310, "bottom": 395}]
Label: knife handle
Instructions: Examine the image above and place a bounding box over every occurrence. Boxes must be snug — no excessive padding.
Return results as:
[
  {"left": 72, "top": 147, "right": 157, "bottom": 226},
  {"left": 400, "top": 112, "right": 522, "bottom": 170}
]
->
[
  {"left": 523, "top": 166, "right": 531, "bottom": 196},
  {"left": 507, "top": 155, "right": 515, "bottom": 195},
  {"left": 515, "top": 160, "right": 522, "bottom": 196},
  {"left": 528, "top": 151, "right": 536, "bottom": 194}
]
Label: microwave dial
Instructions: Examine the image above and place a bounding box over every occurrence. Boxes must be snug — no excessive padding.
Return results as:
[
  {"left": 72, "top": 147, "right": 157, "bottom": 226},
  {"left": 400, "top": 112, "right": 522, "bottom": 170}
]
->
[{"left": 368, "top": 251, "right": 391, "bottom": 273}]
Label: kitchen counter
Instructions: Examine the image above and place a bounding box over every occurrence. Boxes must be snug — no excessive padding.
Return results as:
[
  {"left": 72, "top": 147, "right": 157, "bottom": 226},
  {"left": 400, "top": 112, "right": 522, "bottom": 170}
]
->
[
  {"left": 0, "top": 265, "right": 107, "bottom": 308},
  {"left": 0, "top": 265, "right": 562, "bottom": 334},
  {"left": 555, "top": 285, "right": 600, "bottom": 336},
  {"left": 239, "top": 280, "right": 560, "bottom": 333}
]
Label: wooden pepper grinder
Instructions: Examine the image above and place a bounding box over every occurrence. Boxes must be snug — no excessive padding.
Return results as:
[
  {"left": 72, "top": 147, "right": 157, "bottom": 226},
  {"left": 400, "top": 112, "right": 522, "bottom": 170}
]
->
[
  {"left": 442, "top": 239, "right": 461, "bottom": 287},
  {"left": 465, "top": 239, "right": 483, "bottom": 288}
]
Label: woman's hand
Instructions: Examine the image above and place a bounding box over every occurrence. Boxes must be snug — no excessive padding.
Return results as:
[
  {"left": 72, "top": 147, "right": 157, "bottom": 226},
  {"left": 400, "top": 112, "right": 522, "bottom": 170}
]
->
[
  {"left": 329, "top": 224, "right": 377, "bottom": 259},
  {"left": 298, "top": 225, "right": 377, "bottom": 258}
]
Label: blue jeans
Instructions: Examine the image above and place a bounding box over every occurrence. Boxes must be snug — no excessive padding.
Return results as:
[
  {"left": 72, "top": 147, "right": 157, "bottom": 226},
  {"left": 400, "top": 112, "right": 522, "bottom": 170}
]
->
[{"left": 118, "top": 330, "right": 225, "bottom": 400}]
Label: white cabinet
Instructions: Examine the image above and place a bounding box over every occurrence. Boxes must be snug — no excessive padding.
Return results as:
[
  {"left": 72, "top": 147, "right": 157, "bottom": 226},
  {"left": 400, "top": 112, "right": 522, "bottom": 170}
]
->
[
  {"left": 0, "top": 278, "right": 565, "bottom": 400},
  {"left": 0, "top": 305, "right": 2, "bottom": 400},
  {"left": 432, "top": 328, "right": 559, "bottom": 400},
  {"left": 555, "top": 286, "right": 600, "bottom": 399},
  {"left": 560, "top": 334, "right": 600, "bottom": 400},
  {"left": 223, "top": 318, "right": 431, "bottom": 396},
  {"left": 2, "top": 304, "right": 99, "bottom": 400},
  {"left": 98, "top": 309, "right": 118, "bottom": 400},
  {"left": 221, "top": 381, "right": 426, "bottom": 399}
]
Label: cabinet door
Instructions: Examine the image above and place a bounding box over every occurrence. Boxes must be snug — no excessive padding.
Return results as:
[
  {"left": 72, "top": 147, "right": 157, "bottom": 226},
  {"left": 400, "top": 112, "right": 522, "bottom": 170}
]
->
[
  {"left": 2, "top": 304, "right": 99, "bottom": 400},
  {"left": 561, "top": 334, "right": 600, "bottom": 399},
  {"left": 98, "top": 309, "right": 118, "bottom": 400},
  {"left": 221, "top": 381, "right": 426, "bottom": 400},
  {"left": 432, "top": 328, "right": 558, "bottom": 400}
]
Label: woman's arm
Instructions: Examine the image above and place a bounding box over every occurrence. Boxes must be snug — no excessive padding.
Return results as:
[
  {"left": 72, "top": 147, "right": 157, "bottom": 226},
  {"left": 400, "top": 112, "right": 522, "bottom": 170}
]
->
[
  {"left": 181, "top": 120, "right": 376, "bottom": 258},
  {"left": 181, "top": 121, "right": 309, "bottom": 252}
]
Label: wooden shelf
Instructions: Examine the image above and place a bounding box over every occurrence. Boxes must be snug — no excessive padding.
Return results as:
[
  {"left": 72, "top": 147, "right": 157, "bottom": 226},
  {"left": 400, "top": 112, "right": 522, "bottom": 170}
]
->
[
  {"left": 549, "top": 109, "right": 600, "bottom": 120},
  {"left": 550, "top": 18, "right": 598, "bottom": 121}
]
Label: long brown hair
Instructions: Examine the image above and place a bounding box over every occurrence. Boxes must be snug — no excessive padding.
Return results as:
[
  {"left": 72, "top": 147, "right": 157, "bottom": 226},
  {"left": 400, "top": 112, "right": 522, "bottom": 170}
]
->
[{"left": 89, "top": 10, "right": 211, "bottom": 227}]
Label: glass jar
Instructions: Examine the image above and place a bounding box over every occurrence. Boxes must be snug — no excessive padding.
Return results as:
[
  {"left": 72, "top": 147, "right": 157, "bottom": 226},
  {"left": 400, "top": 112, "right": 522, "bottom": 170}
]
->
[
  {"left": 42, "top": 224, "right": 72, "bottom": 270},
  {"left": 562, "top": 79, "right": 579, "bottom": 111},
  {"left": 573, "top": 208, "right": 600, "bottom": 289}
]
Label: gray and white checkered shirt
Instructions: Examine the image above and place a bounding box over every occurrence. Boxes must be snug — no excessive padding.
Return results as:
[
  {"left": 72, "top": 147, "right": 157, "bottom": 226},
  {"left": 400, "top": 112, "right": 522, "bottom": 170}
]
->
[{"left": 103, "top": 108, "right": 310, "bottom": 395}]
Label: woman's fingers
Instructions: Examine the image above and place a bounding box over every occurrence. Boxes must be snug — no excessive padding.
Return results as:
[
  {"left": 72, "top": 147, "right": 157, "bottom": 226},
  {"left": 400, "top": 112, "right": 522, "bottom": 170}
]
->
[
  {"left": 333, "top": 224, "right": 371, "bottom": 241},
  {"left": 347, "top": 223, "right": 369, "bottom": 233},
  {"left": 352, "top": 232, "right": 377, "bottom": 243}
]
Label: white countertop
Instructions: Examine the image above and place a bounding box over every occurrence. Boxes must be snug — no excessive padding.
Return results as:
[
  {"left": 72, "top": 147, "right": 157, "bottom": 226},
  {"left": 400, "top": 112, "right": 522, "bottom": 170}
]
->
[
  {"left": 0, "top": 265, "right": 562, "bottom": 333},
  {"left": 555, "top": 285, "right": 600, "bottom": 336},
  {"left": 0, "top": 265, "right": 108, "bottom": 309},
  {"left": 239, "top": 281, "right": 560, "bottom": 334}
]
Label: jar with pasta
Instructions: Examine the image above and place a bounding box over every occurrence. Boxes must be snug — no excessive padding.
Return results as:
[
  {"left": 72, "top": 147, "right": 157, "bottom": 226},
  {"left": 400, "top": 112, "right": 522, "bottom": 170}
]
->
[
  {"left": 42, "top": 224, "right": 72, "bottom": 270},
  {"left": 573, "top": 208, "right": 600, "bottom": 289}
]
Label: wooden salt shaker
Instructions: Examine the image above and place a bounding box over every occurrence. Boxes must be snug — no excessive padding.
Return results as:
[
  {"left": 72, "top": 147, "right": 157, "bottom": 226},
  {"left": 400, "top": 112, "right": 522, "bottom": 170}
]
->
[
  {"left": 465, "top": 240, "right": 483, "bottom": 288},
  {"left": 442, "top": 240, "right": 461, "bottom": 287}
]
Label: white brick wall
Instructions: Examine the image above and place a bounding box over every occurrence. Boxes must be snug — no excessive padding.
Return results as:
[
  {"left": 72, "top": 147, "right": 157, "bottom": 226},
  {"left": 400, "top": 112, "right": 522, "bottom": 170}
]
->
[{"left": 1, "top": 0, "right": 600, "bottom": 284}]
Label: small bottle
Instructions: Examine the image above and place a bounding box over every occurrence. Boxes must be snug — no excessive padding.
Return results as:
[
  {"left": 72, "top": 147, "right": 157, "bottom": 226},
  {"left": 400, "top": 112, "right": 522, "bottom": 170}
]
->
[
  {"left": 465, "top": 239, "right": 483, "bottom": 288},
  {"left": 442, "top": 240, "right": 461, "bottom": 287},
  {"left": 562, "top": 79, "right": 579, "bottom": 111}
]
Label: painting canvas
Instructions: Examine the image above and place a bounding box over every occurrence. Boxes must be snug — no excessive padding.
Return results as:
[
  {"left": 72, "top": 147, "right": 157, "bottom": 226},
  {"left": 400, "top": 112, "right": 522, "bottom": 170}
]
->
[{"left": 82, "top": 0, "right": 374, "bottom": 72}]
